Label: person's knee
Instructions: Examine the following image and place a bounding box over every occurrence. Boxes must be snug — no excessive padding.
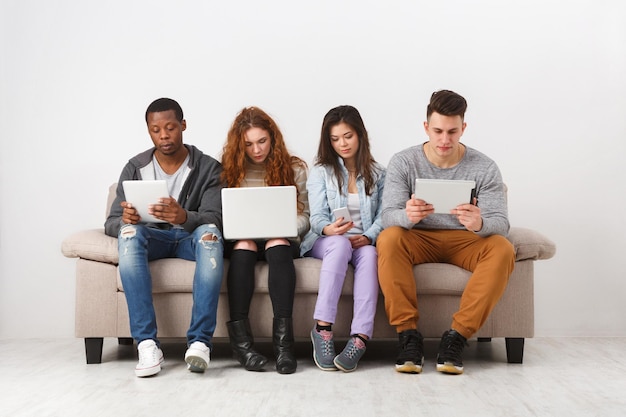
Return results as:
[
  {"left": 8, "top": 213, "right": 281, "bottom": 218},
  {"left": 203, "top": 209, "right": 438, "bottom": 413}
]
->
[
  {"left": 234, "top": 239, "right": 257, "bottom": 251},
  {"left": 359, "top": 244, "right": 378, "bottom": 260},
  {"left": 119, "top": 224, "right": 147, "bottom": 240},
  {"left": 265, "top": 238, "right": 290, "bottom": 249},
  {"left": 264, "top": 243, "right": 293, "bottom": 263},
  {"left": 194, "top": 224, "right": 222, "bottom": 246},
  {"left": 489, "top": 235, "right": 515, "bottom": 258},
  {"left": 485, "top": 235, "right": 516, "bottom": 273},
  {"left": 195, "top": 224, "right": 223, "bottom": 269},
  {"left": 118, "top": 224, "right": 147, "bottom": 256}
]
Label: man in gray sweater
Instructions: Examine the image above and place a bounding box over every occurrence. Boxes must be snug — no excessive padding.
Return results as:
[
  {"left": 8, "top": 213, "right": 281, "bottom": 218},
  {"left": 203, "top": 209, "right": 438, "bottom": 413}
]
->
[
  {"left": 105, "top": 98, "right": 224, "bottom": 377},
  {"left": 377, "top": 90, "right": 515, "bottom": 375}
]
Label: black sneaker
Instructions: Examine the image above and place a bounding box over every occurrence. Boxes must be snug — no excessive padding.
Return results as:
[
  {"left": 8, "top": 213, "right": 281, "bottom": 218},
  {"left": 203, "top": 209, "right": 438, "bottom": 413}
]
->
[
  {"left": 436, "top": 329, "right": 468, "bottom": 374},
  {"left": 395, "top": 329, "right": 424, "bottom": 373}
]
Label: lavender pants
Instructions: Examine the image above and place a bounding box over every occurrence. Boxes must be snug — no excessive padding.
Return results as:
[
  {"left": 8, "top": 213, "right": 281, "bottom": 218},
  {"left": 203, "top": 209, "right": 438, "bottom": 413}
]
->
[{"left": 309, "top": 235, "right": 379, "bottom": 338}]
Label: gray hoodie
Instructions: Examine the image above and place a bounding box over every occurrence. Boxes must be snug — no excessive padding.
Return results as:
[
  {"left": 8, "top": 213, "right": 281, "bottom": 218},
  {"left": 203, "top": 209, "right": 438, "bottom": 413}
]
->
[{"left": 104, "top": 144, "right": 223, "bottom": 237}]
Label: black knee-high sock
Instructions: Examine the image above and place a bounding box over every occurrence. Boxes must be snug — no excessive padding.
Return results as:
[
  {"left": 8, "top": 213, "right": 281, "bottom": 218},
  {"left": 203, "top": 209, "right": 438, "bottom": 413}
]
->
[
  {"left": 227, "top": 249, "right": 257, "bottom": 321},
  {"left": 265, "top": 245, "right": 296, "bottom": 319}
]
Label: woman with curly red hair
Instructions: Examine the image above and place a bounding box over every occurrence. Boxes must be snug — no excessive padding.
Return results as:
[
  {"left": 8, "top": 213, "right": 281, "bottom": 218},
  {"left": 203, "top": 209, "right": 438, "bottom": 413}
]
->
[{"left": 221, "top": 106, "right": 309, "bottom": 374}]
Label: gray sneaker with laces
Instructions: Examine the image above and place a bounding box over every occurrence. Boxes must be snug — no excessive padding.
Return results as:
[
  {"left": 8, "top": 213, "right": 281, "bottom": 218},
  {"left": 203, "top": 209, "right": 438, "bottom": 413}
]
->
[
  {"left": 333, "top": 336, "right": 367, "bottom": 372},
  {"left": 311, "top": 327, "right": 337, "bottom": 371}
]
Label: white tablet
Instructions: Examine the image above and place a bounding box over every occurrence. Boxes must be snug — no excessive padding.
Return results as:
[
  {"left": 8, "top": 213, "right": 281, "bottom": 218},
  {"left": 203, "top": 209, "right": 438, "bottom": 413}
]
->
[
  {"left": 414, "top": 179, "right": 476, "bottom": 214},
  {"left": 122, "top": 180, "right": 170, "bottom": 223}
]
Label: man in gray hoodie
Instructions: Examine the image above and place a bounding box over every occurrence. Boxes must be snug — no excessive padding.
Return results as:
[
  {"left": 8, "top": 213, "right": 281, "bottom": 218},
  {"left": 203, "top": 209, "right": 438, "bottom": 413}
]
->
[
  {"left": 105, "top": 98, "right": 224, "bottom": 377},
  {"left": 377, "top": 90, "right": 515, "bottom": 375}
]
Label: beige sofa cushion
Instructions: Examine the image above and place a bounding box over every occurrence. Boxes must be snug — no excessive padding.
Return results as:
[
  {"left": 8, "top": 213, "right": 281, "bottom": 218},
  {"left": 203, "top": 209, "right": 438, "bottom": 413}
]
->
[
  {"left": 61, "top": 226, "right": 556, "bottom": 265},
  {"left": 61, "top": 229, "right": 118, "bottom": 264}
]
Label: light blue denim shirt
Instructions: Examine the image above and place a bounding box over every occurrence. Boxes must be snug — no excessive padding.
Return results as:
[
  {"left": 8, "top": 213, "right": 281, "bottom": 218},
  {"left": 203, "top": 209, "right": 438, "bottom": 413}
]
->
[{"left": 300, "top": 158, "right": 386, "bottom": 256}]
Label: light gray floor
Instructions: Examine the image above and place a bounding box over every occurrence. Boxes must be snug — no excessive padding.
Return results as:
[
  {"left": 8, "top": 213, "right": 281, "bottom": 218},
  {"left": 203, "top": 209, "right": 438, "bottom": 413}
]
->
[{"left": 0, "top": 337, "right": 624, "bottom": 417}]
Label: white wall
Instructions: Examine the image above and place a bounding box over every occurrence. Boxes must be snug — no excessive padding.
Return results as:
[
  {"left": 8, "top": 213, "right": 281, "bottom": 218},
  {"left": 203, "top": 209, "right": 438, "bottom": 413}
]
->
[{"left": 1, "top": 0, "right": 625, "bottom": 338}]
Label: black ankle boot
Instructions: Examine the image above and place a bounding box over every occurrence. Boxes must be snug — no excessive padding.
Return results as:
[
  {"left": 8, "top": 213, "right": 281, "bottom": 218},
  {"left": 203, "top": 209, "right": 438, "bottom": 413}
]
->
[
  {"left": 226, "top": 319, "right": 268, "bottom": 371},
  {"left": 273, "top": 317, "right": 297, "bottom": 374}
]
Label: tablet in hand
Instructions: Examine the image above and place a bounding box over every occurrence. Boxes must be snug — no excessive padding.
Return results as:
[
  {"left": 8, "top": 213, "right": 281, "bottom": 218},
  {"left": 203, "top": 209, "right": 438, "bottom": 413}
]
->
[
  {"left": 122, "top": 180, "right": 170, "bottom": 223},
  {"left": 414, "top": 179, "right": 476, "bottom": 214}
]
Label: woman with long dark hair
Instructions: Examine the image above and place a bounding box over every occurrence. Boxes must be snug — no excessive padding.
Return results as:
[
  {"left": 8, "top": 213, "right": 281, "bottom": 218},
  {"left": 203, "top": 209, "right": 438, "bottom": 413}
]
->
[{"left": 301, "top": 105, "right": 385, "bottom": 372}]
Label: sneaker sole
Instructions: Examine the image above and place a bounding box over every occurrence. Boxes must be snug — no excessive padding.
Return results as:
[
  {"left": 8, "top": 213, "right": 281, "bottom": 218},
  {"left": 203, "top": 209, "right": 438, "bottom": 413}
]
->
[
  {"left": 333, "top": 357, "right": 357, "bottom": 373},
  {"left": 395, "top": 360, "right": 423, "bottom": 374},
  {"left": 311, "top": 333, "right": 338, "bottom": 371},
  {"left": 185, "top": 355, "right": 208, "bottom": 373},
  {"left": 436, "top": 362, "right": 464, "bottom": 375},
  {"left": 313, "top": 354, "right": 338, "bottom": 371}
]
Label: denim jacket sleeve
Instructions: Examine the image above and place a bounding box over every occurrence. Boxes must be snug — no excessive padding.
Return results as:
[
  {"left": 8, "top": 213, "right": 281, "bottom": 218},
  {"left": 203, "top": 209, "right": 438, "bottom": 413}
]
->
[
  {"left": 361, "top": 165, "right": 386, "bottom": 245},
  {"left": 307, "top": 165, "right": 334, "bottom": 236}
]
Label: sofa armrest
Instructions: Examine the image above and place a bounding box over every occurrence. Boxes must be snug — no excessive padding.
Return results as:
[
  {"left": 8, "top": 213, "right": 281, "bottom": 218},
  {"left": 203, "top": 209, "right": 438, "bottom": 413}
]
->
[
  {"left": 508, "top": 227, "right": 556, "bottom": 262},
  {"left": 61, "top": 228, "right": 119, "bottom": 265}
]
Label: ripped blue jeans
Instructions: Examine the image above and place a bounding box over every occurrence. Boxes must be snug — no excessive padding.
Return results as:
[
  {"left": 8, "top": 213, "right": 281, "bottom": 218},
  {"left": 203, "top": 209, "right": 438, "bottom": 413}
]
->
[{"left": 118, "top": 223, "right": 224, "bottom": 347}]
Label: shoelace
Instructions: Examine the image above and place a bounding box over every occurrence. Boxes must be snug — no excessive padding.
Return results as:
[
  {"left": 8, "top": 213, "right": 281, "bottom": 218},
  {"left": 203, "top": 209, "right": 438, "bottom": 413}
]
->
[
  {"left": 139, "top": 346, "right": 159, "bottom": 364},
  {"left": 399, "top": 334, "right": 421, "bottom": 360},
  {"left": 318, "top": 331, "right": 335, "bottom": 356},
  {"left": 343, "top": 338, "right": 365, "bottom": 359},
  {"left": 441, "top": 333, "right": 468, "bottom": 358}
]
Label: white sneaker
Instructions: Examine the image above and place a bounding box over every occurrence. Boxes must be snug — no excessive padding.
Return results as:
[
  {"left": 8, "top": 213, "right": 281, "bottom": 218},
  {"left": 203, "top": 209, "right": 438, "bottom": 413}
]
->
[
  {"left": 185, "top": 341, "right": 211, "bottom": 373},
  {"left": 135, "top": 339, "right": 164, "bottom": 377}
]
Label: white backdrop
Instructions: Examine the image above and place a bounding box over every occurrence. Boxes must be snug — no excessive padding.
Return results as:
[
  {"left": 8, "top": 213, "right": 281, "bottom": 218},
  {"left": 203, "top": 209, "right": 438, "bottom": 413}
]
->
[{"left": 1, "top": 0, "right": 625, "bottom": 338}]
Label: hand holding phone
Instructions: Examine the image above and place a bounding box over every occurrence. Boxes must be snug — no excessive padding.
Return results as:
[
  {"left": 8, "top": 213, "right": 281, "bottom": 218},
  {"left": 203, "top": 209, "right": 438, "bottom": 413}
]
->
[{"left": 332, "top": 207, "right": 352, "bottom": 226}]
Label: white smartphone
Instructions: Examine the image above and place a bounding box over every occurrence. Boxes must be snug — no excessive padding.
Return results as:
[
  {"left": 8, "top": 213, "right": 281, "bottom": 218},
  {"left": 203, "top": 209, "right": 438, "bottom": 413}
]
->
[{"left": 332, "top": 207, "right": 352, "bottom": 225}]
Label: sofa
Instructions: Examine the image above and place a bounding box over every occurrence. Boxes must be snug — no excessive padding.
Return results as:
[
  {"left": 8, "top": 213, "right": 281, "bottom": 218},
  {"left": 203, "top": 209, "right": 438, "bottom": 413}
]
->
[{"left": 61, "top": 184, "right": 556, "bottom": 365}]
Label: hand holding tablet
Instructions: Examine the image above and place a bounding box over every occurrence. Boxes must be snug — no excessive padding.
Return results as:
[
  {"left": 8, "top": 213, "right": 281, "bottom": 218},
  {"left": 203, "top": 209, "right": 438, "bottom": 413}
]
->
[{"left": 122, "top": 180, "right": 170, "bottom": 223}]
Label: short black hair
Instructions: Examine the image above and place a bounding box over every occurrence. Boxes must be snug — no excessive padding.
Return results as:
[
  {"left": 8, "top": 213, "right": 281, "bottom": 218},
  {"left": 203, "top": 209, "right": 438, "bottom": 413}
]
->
[
  {"left": 145, "top": 98, "right": 184, "bottom": 123},
  {"left": 427, "top": 90, "right": 467, "bottom": 120}
]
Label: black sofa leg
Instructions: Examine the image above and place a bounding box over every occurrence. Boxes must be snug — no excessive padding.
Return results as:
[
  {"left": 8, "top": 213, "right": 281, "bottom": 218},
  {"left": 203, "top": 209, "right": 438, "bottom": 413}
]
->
[
  {"left": 505, "top": 338, "right": 525, "bottom": 364},
  {"left": 85, "top": 338, "right": 104, "bottom": 364},
  {"left": 118, "top": 337, "right": 133, "bottom": 346}
]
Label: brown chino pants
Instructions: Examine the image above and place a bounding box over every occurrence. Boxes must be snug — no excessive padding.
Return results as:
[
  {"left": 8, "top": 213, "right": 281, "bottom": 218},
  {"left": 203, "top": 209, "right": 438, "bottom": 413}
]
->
[{"left": 377, "top": 227, "right": 515, "bottom": 339}]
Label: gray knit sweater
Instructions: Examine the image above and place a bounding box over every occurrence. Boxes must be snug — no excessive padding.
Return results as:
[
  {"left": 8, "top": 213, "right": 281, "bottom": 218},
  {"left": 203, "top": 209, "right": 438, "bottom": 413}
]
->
[{"left": 381, "top": 143, "right": 509, "bottom": 237}]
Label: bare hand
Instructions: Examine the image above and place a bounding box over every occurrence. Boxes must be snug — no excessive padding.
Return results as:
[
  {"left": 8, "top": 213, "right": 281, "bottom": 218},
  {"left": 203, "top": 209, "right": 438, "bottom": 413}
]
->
[
  {"left": 121, "top": 201, "right": 140, "bottom": 224},
  {"left": 148, "top": 197, "right": 187, "bottom": 225},
  {"left": 349, "top": 235, "right": 371, "bottom": 249},
  {"left": 406, "top": 195, "right": 434, "bottom": 224},
  {"left": 322, "top": 218, "right": 353, "bottom": 236},
  {"left": 451, "top": 197, "right": 482, "bottom": 232}
]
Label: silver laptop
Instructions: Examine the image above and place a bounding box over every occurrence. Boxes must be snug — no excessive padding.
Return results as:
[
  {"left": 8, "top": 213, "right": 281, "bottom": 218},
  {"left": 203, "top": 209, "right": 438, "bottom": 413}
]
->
[
  {"left": 221, "top": 186, "right": 298, "bottom": 239},
  {"left": 415, "top": 179, "right": 476, "bottom": 214}
]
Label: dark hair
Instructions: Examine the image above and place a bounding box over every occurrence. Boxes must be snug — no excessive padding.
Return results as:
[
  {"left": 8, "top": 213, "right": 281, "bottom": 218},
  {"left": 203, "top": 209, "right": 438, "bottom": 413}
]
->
[
  {"left": 145, "top": 98, "right": 184, "bottom": 123},
  {"left": 315, "top": 105, "right": 378, "bottom": 195},
  {"left": 426, "top": 90, "right": 467, "bottom": 120}
]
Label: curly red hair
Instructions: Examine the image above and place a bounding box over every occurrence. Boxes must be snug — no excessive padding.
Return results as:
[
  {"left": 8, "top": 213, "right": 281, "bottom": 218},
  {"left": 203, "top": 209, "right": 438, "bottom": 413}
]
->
[{"left": 221, "top": 106, "right": 305, "bottom": 188}]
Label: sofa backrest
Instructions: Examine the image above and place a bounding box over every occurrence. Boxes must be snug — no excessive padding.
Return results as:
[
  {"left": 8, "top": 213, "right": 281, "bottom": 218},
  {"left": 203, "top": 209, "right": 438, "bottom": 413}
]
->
[{"left": 105, "top": 183, "right": 117, "bottom": 219}]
